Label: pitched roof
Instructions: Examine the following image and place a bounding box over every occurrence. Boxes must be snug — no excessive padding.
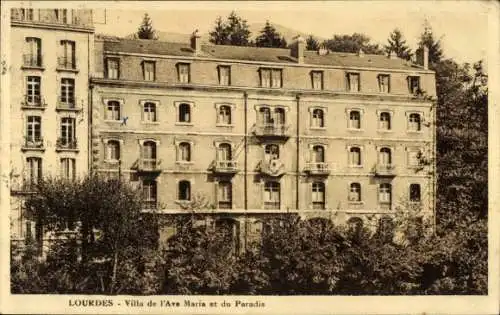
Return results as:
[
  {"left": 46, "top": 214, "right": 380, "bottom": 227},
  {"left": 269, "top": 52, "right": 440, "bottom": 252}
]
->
[{"left": 103, "top": 38, "right": 425, "bottom": 71}]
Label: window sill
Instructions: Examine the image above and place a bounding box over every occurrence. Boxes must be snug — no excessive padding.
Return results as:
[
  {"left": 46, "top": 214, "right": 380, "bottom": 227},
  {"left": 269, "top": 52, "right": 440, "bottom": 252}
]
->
[
  {"left": 21, "top": 146, "right": 46, "bottom": 152},
  {"left": 349, "top": 165, "right": 364, "bottom": 168},
  {"left": 377, "top": 130, "right": 393, "bottom": 133},
  {"left": 56, "top": 67, "right": 79, "bottom": 73},
  {"left": 347, "top": 128, "right": 364, "bottom": 132},
  {"left": 104, "top": 120, "right": 123, "bottom": 123},
  {"left": 407, "top": 130, "right": 424, "bottom": 134},
  {"left": 104, "top": 160, "right": 120, "bottom": 164},
  {"left": 176, "top": 161, "right": 194, "bottom": 165},
  {"left": 21, "top": 65, "right": 45, "bottom": 71},
  {"left": 348, "top": 201, "right": 364, "bottom": 205},
  {"left": 310, "top": 127, "right": 326, "bottom": 130},
  {"left": 215, "top": 123, "right": 234, "bottom": 128},
  {"left": 56, "top": 105, "right": 82, "bottom": 112},
  {"left": 21, "top": 105, "right": 46, "bottom": 111},
  {"left": 175, "top": 122, "right": 194, "bottom": 126},
  {"left": 55, "top": 148, "right": 79, "bottom": 153},
  {"left": 141, "top": 121, "right": 160, "bottom": 125}
]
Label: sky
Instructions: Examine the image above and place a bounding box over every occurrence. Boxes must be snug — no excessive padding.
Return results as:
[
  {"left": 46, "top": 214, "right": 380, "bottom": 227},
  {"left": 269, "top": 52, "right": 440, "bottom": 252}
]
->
[{"left": 29, "top": 1, "right": 495, "bottom": 64}]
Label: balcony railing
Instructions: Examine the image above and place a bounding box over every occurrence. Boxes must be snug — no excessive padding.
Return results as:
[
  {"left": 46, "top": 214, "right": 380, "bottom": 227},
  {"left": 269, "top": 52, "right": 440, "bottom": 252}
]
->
[
  {"left": 22, "top": 54, "right": 42, "bottom": 67},
  {"left": 57, "top": 98, "right": 77, "bottom": 110},
  {"left": 211, "top": 160, "right": 238, "bottom": 174},
  {"left": 373, "top": 164, "right": 396, "bottom": 177},
  {"left": 57, "top": 57, "right": 76, "bottom": 70},
  {"left": 218, "top": 201, "right": 232, "bottom": 209},
  {"left": 258, "top": 159, "right": 286, "bottom": 177},
  {"left": 253, "top": 123, "right": 290, "bottom": 138},
  {"left": 264, "top": 201, "right": 280, "bottom": 210},
  {"left": 142, "top": 200, "right": 158, "bottom": 210},
  {"left": 21, "top": 95, "right": 45, "bottom": 109},
  {"left": 56, "top": 137, "right": 78, "bottom": 150},
  {"left": 134, "top": 158, "right": 162, "bottom": 173},
  {"left": 304, "top": 162, "right": 331, "bottom": 175},
  {"left": 22, "top": 136, "right": 44, "bottom": 150}
]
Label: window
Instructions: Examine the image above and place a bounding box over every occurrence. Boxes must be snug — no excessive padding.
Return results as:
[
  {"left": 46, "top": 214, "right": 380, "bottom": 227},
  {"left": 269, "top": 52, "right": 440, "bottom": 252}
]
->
[
  {"left": 312, "top": 182, "right": 325, "bottom": 209},
  {"left": 274, "top": 108, "right": 285, "bottom": 125},
  {"left": 60, "top": 118, "right": 76, "bottom": 146},
  {"left": 26, "top": 116, "right": 41, "bottom": 142},
  {"left": 311, "top": 71, "right": 323, "bottom": 90},
  {"left": 378, "top": 74, "right": 390, "bottom": 93},
  {"left": 60, "top": 78, "right": 75, "bottom": 107},
  {"left": 379, "top": 183, "right": 392, "bottom": 203},
  {"left": 264, "top": 181, "right": 280, "bottom": 209},
  {"left": 143, "top": 61, "right": 155, "bottom": 81},
  {"left": 264, "top": 144, "right": 280, "bottom": 161},
  {"left": 26, "top": 76, "right": 41, "bottom": 105},
  {"left": 408, "top": 76, "right": 421, "bottom": 94},
  {"left": 218, "top": 105, "right": 231, "bottom": 125},
  {"left": 178, "top": 180, "right": 191, "bottom": 201},
  {"left": 55, "top": 9, "right": 68, "bottom": 23},
  {"left": 178, "top": 142, "right": 191, "bottom": 162},
  {"left": 21, "top": 8, "right": 34, "bottom": 21},
  {"left": 379, "top": 112, "right": 391, "bottom": 130},
  {"left": 60, "top": 158, "right": 76, "bottom": 181},
  {"left": 106, "top": 140, "right": 120, "bottom": 161},
  {"left": 218, "top": 65, "right": 231, "bottom": 85},
  {"left": 178, "top": 103, "right": 191, "bottom": 123},
  {"left": 347, "top": 73, "right": 360, "bottom": 92},
  {"left": 379, "top": 147, "right": 392, "bottom": 165},
  {"left": 410, "top": 184, "right": 421, "bottom": 202},
  {"left": 106, "top": 58, "right": 119, "bottom": 79},
  {"left": 349, "top": 183, "right": 361, "bottom": 202},
  {"left": 260, "top": 68, "right": 282, "bottom": 88},
  {"left": 24, "top": 37, "right": 41, "bottom": 67},
  {"left": 143, "top": 102, "right": 157, "bottom": 122},
  {"left": 26, "top": 157, "right": 42, "bottom": 187},
  {"left": 408, "top": 113, "right": 421, "bottom": 131},
  {"left": 59, "top": 40, "right": 75, "bottom": 69},
  {"left": 218, "top": 181, "right": 232, "bottom": 209},
  {"left": 142, "top": 141, "right": 157, "bottom": 169},
  {"left": 218, "top": 143, "right": 232, "bottom": 161},
  {"left": 311, "top": 109, "right": 324, "bottom": 128},
  {"left": 349, "top": 110, "right": 361, "bottom": 129},
  {"left": 106, "top": 101, "right": 121, "bottom": 121},
  {"left": 349, "top": 147, "right": 361, "bottom": 166},
  {"left": 259, "top": 107, "right": 272, "bottom": 124},
  {"left": 177, "top": 63, "right": 190, "bottom": 83},
  {"left": 142, "top": 180, "right": 157, "bottom": 209},
  {"left": 408, "top": 149, "right": 421, "bottom": 167},
  {"left": 312, "top": 145, "right": 325, "bottom": 163}
]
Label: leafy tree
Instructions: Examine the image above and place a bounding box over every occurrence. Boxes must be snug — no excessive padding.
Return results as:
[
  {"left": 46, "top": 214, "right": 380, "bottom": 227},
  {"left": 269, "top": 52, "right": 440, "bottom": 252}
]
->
[
  {"left": 208, "top": 11, "right": 251, "bottom": 46},
  {"left": 384, "top": 28, "right": 412, "bottom": 60},
  {"left": 136, "top": 13, "right": 158, "bottom": 40},
  {"left": 306, "top": 35, "right": 320, "bottom": 51},
  {"left": 255, "top": 21, "right": 287, "bottom": 48},
  {"left": 323, "top": 33, "right": 384, "bottom": 54}
]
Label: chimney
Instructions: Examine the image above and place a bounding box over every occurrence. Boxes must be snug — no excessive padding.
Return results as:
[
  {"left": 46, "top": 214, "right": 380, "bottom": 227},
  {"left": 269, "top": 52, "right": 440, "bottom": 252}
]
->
[
  {"left": 318, "top": 44, "right": 329, "bottom": 56},
  {"left": 388, "top": 50, "right": 397, "bottom": 60},
  {"left": 190, "top": 29, "right": 201, "bottom": 54},
  {"left": 291, "top": 35, "right": 305, "bottom": 63},
  {"left": 416, "top": 46, "right": 429, "bottom": 70},
  {"left": 358, "top": 48, "right": 365, "bottom": 58}
]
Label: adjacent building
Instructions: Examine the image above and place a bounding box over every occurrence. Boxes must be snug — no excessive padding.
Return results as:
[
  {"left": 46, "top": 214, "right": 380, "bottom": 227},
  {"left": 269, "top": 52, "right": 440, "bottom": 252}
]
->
[{"left": 91, "top": 33, "right": 436, "bottom": 249}]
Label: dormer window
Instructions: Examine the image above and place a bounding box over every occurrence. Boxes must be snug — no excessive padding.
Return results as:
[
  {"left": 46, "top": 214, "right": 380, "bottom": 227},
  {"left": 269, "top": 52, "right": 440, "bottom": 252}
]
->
[
  {"left": 378, "top": 74, "right": 390, "bottom": 93},
  {"left": 408, "top": 76, "right": 421, "bottom": 94},
  {"left": 218, "top": 65, "right": 231, "bottom": 86},
  {"left": 177, "top": 63, "right": 190, "bottom": 83},
  {"left": 142, "top": 61, "right": 155, "bottom": 81},
  {"left": 346, "top": 72, "right": 360, "bottom": 92},
  {"left": 106, "top": 58, "right": 119, "bottom": 79},
  {"left": 260, "top": 68, "right": 282, "bottom": 88},
  {"left": 311, "top": 71, "right": 323, "bottom": 90}
]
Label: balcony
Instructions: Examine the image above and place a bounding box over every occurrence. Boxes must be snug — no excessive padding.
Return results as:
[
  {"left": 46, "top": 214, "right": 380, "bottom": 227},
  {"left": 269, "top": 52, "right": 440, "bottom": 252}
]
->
[
  {"left": 57, "top": 57, "right": 77, "bottom": 72},
  {"left": 21, "top": 136, "right": 45, "bottom": 151},
  {"left": 10, "top": 178, "right": 39, "bottom": 195},
  {"left": 258, "top": 159, "right": 285, "bottom": 177},
  {"left": 211, "top": 160, "right": 239, "bottom": 175},
  {"left": 22, "top": 54, "right": 43, "bottom": 69},
  {"left": 21, "top": 95, "right": 46, "bottom": 110},
  {"left": 253, "top": 123, "right": 290, "bottom": 140},
  {"left": 133, "top": 158, "right": 162, "bottom": 175},
  {"left": 373, "top": 164, "right": 397, "bottom": 177},
  {"left": 56, "top": 137, "right": 78, "bottom": 151},
  {"left": 304, "top": 162, "right": 331, "bottom": 176}
]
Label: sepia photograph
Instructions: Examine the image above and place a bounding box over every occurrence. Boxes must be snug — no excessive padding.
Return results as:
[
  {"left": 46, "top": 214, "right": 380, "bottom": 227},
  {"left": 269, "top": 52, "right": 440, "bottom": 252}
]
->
[{"left": 0, "top": 0, "right": 498, "bottom": 314}]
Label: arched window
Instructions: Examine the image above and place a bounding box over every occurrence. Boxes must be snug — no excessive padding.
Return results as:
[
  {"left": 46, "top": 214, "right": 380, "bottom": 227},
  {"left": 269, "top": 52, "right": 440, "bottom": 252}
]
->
[
  {"left": 179, "top": 103, "right": 191, "bottom": 123},
  {"left": 107, "top": 100, "right": 121, "bottom": 121},
  {"left": 178, "top": 142, "right": 191, "bottom": 162},
  {"left": 312, "top": 109, "right": 324, "bottom": 128},
  {"left": 312, "top": 145, "right": 325, "bottom": 163},
  {"left": 218, "top": 181, "right": 232, "bottom": 209},
  {"left": 274, "top": 108, "right": 285, "bottom": 125},
  {"left": 218, "top": 143, "right": 232, "bottom": 161},
  {"left": 142, "top": 141, "right": 157, "bottom": 169},
  {"left": 264, "top": 144, "right": 280, "bottom": 161},
  {"left": 349, "top": 110, "right": 361, "bottom": 129},
  {"left": 379, "top": 183, "right": 392, "bottom": 203},
  {"left": 264, "top": 181, "right": 280, "bottom": 209},
  {"left": 178, "top": 180, "right": 191, "bottom": 201},
  {"left": 107, "top": 140, "right": 120, "bottom": 161},
  {"left": 312, "top": 182, "right": 325, "bottom": 209},
  {"left": 379, "top": 112, "right": 391, "bottom": 130},
  {"left": 379, "top": 147, "right": 392, "bottom": 165},
  {"left": 410, "top": 183, "right": 421, "bottom": 202},
  {"left": 143, "top": 102, "right": 157, "bottom": 122},
  {"left": 349, "top": 183, "right": 361, "bottom": 202},
  {"left": 409, "top": 113, "right": 421, "bottom": 131},
  {"left": 218, "top": 105, "right": 231, "bottom": 125},
  {"left": 349, "top": 147, "right": 361, "bottom": 166}
]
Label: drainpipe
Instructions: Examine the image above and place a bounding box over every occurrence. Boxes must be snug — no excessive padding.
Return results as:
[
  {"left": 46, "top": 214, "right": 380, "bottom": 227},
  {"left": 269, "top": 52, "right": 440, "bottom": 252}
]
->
[
  {"left": 243, "top": 91, "right": 248, "bottom": 251},
  {"left": 296, "top": 94, "right": 300, "bottom": 211}
]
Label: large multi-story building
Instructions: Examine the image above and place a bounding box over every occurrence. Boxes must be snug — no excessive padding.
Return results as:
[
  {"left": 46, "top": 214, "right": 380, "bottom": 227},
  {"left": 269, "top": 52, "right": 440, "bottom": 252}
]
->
[
  {"left": 91, "top": 32, "right": 436, "bottom": 249},
  {"left": 9, "top": 8, "right": 94, "bottom": 243}
]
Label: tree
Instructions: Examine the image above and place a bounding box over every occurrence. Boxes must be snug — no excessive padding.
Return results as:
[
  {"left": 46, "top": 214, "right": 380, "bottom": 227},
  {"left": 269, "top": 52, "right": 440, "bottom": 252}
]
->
[
  {"left": 384, "top": 28, "right": 412, "bottom": 60},
  {"left": 306, "top": 35, "right": 320, "bottom": 51},
  {"left": 136, "top": 13, "right": 158, "bottom": 40},
  {"left": 323, "top": 33, "right": 384, "bottom": 54},
  {"left": 418, "top": 21, "right": 444, "bottom": 67},
  {"left": 255, "top": 21, "right": 287, "bottom": 48},
  {"left": 208, "top": 11, "right": 251, "bottom": 46}
]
